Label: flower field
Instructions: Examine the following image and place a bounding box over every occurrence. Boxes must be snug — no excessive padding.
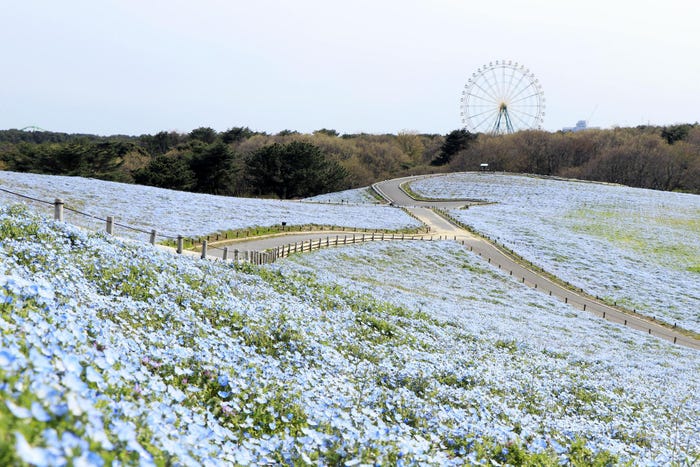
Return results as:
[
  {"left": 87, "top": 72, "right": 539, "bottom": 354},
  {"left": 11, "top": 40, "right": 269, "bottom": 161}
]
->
[
  {"left": 0, "top": 170, "right": 699, "bottom": 465},
  {"left": 280, "top": 240, "right": 700, "bottom": 465},
  {"left": 305, "top": 188, "right": 381, "bottom": 205},
  {"left": 0, "top": 171, "right": 419, "bottom": 242},
  {"left": 0, "top": 201, "right": 699, "bottom": 465},
  {"left": 410, "top": 173, "right": 700, "bottom": 334}
]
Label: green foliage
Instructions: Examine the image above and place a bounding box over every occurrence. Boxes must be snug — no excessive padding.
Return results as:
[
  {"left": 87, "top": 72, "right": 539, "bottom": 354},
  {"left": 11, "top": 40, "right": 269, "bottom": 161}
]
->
[
  {"left": 144, "top": 359, "right": 308, "bottom": 438},
  {"left": 431, "top": 129, "right": 477, "bottom": 166},
  {"left": 132, "top": 153, "right": 196, "bottom": 190},
  {"left": 0, "top": 206, "right": 40, "bottom": 240},
  {"left": 661, "top": 124, "right": 694, "bottom": 145},
  {"left": 567, "top": 437, "right": 621, "bottom": 466},
  {"left": 313, "top": 128, "right": 339, "bottom": 137},
  {"left": 244, "top": 141, "right": 348, "bottom": 198},
  {"left": 495, "top": 339, "right": 518, "bottom": 353},
  {"left": 3, "top": 139, "right": 146, "bottom": 182},
  {"left": 3, "top": 123, "right": 700, "bottom": 199},
  {"left": 189, "top": 141, "right": 240, "bottom": 195},
  {"left": 188, "top": 126, "right": 218, "bottom": 144},
  {"left": 220, "top": 126, "right": 255, "bottom": 144},
  {"left": 138, "top": 131, "right": 184, "bottom": 155}
]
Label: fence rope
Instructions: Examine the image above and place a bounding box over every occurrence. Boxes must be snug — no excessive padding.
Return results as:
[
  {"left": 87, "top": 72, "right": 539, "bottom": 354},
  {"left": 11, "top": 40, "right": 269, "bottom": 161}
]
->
[
  {"left": 0, "top": 186, "right": 53, "bottom": 205},
  {"left": 0, "top": 186, "right": 181, "bottom": 240}
]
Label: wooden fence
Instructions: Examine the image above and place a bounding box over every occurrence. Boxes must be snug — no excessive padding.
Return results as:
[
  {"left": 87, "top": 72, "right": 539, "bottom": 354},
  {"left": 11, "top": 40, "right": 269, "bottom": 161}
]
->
[{"left": 204, "top": 232, "right": 460, "bottom": 265}]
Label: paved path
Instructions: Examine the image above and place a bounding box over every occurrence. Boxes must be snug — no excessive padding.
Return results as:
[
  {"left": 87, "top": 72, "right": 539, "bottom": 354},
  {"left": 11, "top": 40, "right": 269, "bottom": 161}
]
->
[
  {"left": 198, "top": 174, "right": 698, "bottom": 350},
  {"left": 376, "top": 176, "right": 700, "bottom": 350}
]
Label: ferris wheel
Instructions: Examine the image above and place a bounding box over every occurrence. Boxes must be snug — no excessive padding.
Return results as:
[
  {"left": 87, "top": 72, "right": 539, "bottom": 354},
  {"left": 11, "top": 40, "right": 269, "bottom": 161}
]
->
[{"left": 460, "top": 60, "right": 545, "bottom": 134}]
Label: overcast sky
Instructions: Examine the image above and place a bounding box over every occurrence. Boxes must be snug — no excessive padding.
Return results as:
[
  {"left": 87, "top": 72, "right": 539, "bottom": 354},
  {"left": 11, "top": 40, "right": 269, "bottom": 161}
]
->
[{"left": 2, "top": 0, "right": 698, "bottom": 136}]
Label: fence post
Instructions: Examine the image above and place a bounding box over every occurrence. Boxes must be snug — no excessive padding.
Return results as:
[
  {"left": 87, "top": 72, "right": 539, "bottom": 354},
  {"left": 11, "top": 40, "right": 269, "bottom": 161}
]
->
[
  {"left": 149, "top": 229, "right": 157, "bottom": 245},
  {"left": 177, "top": 235, "right": 183, "bottom": 254},
  {"left": 223, "top": 246, "right": 229, "bottom": 261},
  {"left": 54, "top": 198, "right": 64, "bottom": 221},
  {"left": 106, "top": 216, "right": 114, "bottom": 235},
  {"left": 201, "top": 240, "right": 208, "bottom": 259}
]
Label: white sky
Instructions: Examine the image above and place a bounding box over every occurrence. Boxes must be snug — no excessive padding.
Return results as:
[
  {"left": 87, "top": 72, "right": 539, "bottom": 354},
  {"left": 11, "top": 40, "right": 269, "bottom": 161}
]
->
[{"left": 2, "top": 0, "right": 699, "bottom": 135}]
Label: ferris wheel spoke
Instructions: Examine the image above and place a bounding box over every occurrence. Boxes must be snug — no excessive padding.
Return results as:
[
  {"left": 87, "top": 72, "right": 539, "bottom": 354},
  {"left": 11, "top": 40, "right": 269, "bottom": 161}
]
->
[
  {"left": 510, "top": 111, "right": 535, "bottom": 130},
  {"left": 469, "top": 84, "right": 500, "bottom": 104},
  {"left": 504, "top": 66, "right": 518, "bottom": 99},
  {"left": 490, "top": 66, "right": 504, "bottom": 100},
  {"left": 510, "top": 91, "right": 542, "bottom": 105},
  {"left": 484, "top": 67, "right": 506, "bottom": 101},
  {"left": 508, "top": 104, "right": 541, "bottom": 116},
  {"left": 467, "top": 92, "right": 499, "bottom": 104},
  {"left": 472, "top": 109, "right": 500, "bottom": 131},
  {"left": 476, "top": 73, "right": 502, "bottom": 102},
  {"left": 504, "top": 72, "right": 528, "bottom": 102},
  {"left": 510, "top": 109, "right": 540, "bottom": 120},
  {"left": 469, "top": 107, "right": 503, "bottom": 119}
]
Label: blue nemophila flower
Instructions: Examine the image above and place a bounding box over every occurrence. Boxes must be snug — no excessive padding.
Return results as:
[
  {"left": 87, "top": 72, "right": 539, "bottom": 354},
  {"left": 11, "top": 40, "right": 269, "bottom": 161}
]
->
[
  {"left": 6, "top": 400, "right": 31, "bottom": 418},
  {"left": 218, "top": 374, "right": 229, "bottom": 387},
  {"left": 0, "top": 348, "right": 17, "bottom": 369},
  {"left": 31, "top": 401, "right": 51, "bottom": 422},
  {"left": 74, "top": 450, "right": 105, "bottom": 467},
  {"left": 15, "top": 432, "right": 50, "bottom": 466}
]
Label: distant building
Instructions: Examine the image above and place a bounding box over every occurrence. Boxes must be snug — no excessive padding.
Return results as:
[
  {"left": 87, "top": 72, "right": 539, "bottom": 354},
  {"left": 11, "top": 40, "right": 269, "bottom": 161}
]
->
[{"left": 562, "top": 120, "right": 588, "bottom": 132}]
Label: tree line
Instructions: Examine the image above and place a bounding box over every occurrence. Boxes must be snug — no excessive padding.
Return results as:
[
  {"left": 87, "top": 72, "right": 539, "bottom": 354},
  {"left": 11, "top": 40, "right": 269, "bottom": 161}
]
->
[
  {"left": 437, "top": 124, "right": 700, "bottom": 193},
  {"left": 0, "top": 123, "right": 698, "bottom": 197}
]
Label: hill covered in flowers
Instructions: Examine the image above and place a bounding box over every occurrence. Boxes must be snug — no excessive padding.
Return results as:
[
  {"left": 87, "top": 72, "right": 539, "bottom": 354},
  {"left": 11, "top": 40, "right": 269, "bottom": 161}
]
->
[{"left": 0, "top": 194, "right": 698, "bottom": 464}]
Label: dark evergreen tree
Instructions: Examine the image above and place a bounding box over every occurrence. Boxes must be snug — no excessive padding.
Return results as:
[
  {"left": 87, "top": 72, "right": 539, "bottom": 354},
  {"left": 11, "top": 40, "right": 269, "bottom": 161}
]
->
[
  {"left": 221, "top": 127, "right": 255, "bottom": 144},
  {"left": 188, "top": 127, "right": 218, "bottom": 144},
  {"left": 431, "top": 129, "right": 477, "bottom": 165},
  {"left": 189, "top": 142, "right": 240, "bottom": 195},
  {"left": 245, "top": 141, "right": 347, "bottom": 198},
  {"left": 133, "top": 154, "right": 196, "bottom": 191}
]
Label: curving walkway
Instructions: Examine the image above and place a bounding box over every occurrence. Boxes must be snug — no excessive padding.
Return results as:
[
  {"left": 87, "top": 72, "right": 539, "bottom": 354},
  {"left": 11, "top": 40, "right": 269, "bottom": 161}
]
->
[
  {"left": 374, "top": 176, "right": 699, "bottom": 350},
  {"left": 203, "top": 174, "right": 699, "bottom": 350}
]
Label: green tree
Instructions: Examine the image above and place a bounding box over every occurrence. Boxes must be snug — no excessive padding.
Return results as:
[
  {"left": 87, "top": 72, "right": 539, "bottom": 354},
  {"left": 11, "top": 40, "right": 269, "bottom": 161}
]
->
[
  {"left": 189, "top": 127, "right": 218, "bottom": 144},
  {"left": 431, "top": 129, "right": 477, "bottom": 165},
  {"left": 661, "top": 124, "right": 694, "bottom": 145},
  {"left": 139, "top": 131, "right": 182, "bottom": 155},
  {"left": 133, "top": 154, "right": 196, "bottom": 191},
  {"left": 245, "top": 141, "right": 347, "bottom": 198},
  {"left": 221, "top": 127, "right": 255, "bottom": 144},
  {"left": 189, "top": 142, "right": 240, "bottom": 195},
  {"left": 313, "top": 128, "right": 339, "bottom": 137}
]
